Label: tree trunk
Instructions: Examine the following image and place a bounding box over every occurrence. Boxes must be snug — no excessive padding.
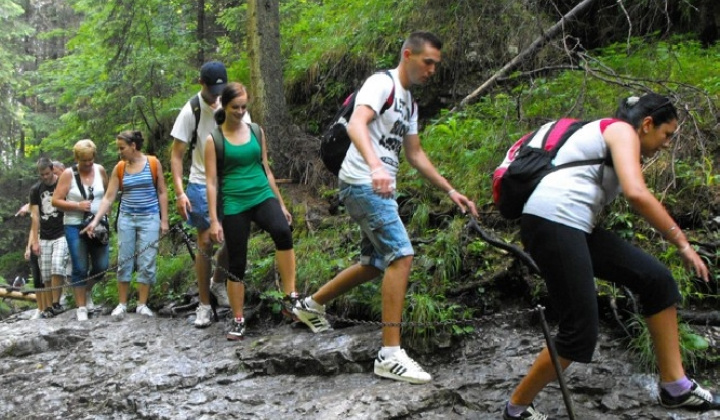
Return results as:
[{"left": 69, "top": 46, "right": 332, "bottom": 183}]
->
[
  {"left": 247, "top": 0, "right": 294, "bottom": 177},
  {"left": 196, "top": 0, "right": 205, "bottom": 67}
]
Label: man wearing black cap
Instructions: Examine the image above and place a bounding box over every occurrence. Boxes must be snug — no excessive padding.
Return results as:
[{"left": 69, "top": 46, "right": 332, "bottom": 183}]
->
[{"left": 170, "top": 61, "right": 252, "bottom": 327}]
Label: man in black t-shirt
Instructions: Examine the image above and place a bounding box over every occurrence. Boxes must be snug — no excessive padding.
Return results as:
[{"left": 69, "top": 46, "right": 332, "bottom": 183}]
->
[{"left": 29, "top": 157, "right": 68, "bottom": 318}]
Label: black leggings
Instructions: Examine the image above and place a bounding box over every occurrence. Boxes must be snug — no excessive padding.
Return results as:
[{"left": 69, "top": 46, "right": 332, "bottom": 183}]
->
[
  {"left": 521, "top": 214, "right": 681, "bottom": 363},
  {"left": 31, "top": 253, "right": 43, "bottom": 289},
  {"left": 222, "top": 198, "right": 293, "bottom": 283}
]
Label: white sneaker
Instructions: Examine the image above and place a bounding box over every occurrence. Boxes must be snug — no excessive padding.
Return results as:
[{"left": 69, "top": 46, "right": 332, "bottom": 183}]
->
[
  {"left": 86, "top": 292, "right": 95, "bottom": 311},
  {"left": 29, "top": 309, "right": 42, "bottom": 320},
  {"left": 292, "top": 298, "right": 331, "bottom": 333},
  {"left": 374, "top": 349, "right": 432, "bottom": 384},
  {"left": 194, "top": 304, "right": 212, "bottom": 328},
  {"left": 209, "top": 281, "right": 230, "bottom": 307},
  {"left": 137, "top": 304, "right": 154, "bottom": 317},
  {"left": 111, "top": 304, "right": 126, "bottom": 320},
  {"left": 76, "top": 307, "right": 88, "bottom": 322}
]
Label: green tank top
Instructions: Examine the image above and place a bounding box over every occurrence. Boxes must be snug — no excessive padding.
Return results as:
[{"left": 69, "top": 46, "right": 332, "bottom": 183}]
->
[{"left": 221, "top": 131, "right": 276, "bottom": 215}]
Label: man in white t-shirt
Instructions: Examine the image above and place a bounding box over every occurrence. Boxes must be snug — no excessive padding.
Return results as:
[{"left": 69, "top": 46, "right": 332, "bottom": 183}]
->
[
  {"left": 170, "top": 61, "right": 251, "bottom": 327},
  {"left": 294, "top": 32, "right": 479, "bottom": 384}
]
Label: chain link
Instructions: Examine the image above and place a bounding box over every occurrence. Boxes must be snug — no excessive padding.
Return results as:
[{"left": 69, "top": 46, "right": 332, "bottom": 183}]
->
[{"left": 15, "top": 223, "right": 542, "bottom": 329}]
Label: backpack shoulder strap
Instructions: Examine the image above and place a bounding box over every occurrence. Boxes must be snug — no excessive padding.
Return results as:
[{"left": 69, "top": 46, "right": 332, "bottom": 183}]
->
[
  {"left": 148, "top": 156, "right": 159, "bottom": 187},
  {"left": 188, "top": 95, "right": 202, "bottom": 157},
  {"left": 380, "top": 70, "right": 395, "bottom": 115},
  {"left": 117, "top": 160, "right": 126, "bottom": 191},
  {"left": 248, "top": 123, "right": 267, "bottom": 171},
  {"left": 72, "top": 164, "right": 86, "bottom": 200},
  {"left": 211, "top": 126, "right": 224, "bottom": 174}
]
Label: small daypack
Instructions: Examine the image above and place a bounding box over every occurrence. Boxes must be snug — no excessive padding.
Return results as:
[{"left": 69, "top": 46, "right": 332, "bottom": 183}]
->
[
  {"left": 210, "top": 122, "right": 263, "bottom": 220},
  {"left": 492, "top": 118, "right": 605, "bottom": 220},
  {"left": 113, "top": 155, "right": 161, "bottom": 231},
  {"left": 320, "top": 70, "right": 396, "bottom": 176}
]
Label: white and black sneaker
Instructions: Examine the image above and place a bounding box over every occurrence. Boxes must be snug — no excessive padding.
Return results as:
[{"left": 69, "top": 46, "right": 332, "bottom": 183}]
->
[
  {"left": 659, "top": 380, "right": 720, "bottom": 411},
  {"left": 226, "top": 318, "right": 246, "bottom": 341},
  {"left": 373, "top": 349, "right": 432, "bottom": 384},
  {"left": 292, "top": 298, "right": 331, "bottom": 333},
  {"left": 502, "top": 403, "right": 548, "bottom": 420}
]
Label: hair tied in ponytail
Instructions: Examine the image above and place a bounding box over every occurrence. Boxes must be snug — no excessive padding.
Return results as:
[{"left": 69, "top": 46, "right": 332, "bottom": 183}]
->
[{"left": 626, "top": 96, "right": 640, "bottom": 107}]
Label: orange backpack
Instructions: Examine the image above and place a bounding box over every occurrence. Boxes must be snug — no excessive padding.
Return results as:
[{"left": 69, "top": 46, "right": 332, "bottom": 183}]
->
[{"left": 117, "top": 155, "right": 160, "bottom": 190}]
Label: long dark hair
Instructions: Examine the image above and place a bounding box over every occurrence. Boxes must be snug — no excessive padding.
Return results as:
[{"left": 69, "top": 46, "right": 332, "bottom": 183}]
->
[
  {"left": 214, "top": 82, "right": 248, "bottom": 125},
  {"left": 614, "top": 93, "right": 678, "bottom": 129}
]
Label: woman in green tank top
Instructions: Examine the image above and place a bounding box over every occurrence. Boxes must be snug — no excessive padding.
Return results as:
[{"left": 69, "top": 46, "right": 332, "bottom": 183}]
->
[{"left": 205, "top": 82, "right": 300, "bottom": 341}]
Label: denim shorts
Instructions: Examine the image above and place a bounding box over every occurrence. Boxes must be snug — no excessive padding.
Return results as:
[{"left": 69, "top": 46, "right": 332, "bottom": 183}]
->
[
  {"left": 339, "top": 182, "right": 414, "bottom": 271},
  {"left": 186, "top": 182, "right": 210, "bottom": 231}
]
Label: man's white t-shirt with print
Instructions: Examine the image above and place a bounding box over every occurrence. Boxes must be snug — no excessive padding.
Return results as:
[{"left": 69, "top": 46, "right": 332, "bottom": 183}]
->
[
  {"left": 171, "top": 92, "right": 252, "bottom": 185},
  {"left": 339, "top": 69, "right": 418, "bottom": 185}
]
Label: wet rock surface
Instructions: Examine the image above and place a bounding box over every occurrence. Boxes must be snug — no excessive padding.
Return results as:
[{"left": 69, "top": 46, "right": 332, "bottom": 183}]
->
[{"left": 1, "top": 307, "right": 719, "bottom": 419}]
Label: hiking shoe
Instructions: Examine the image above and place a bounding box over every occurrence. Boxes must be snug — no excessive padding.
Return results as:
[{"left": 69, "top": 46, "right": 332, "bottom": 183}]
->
[
  {"left": 41, "top": 308, "right": 55, "bottom": 319},
  {"left": 292, "top": 298, "right": 331, "bottom": 333},
  {"left": 210, "top": 281, "right": 230, "bottom": 307},
  {"left": 373, "top": 349, "right": 432, "bottom": 384},
  {"left": 194, "top": 304, "right": 213, "bottom": 328},
  {"left": 282, "top": 292, "right": 300, "bottom": 320},
  {"left": 50, "top": 302, "right": 65, "bottom": 315},
  {"left": 29, "top": 309, "right": 42, "bottom": 320},
  {"left": 76, "top": 307, "right": 88, "bottom": 322},
  {"left": 659, "top": 380, "right": 720, "bottom": 411},
  {"left": 86, "top": 292, "right": 95, "bottom": 311},
  {"left": 137, "top": 304, "right": 154, "bottom": 317},
  {"left": 502, "top": 403, "right": 548, "bottom": 420},
  {"left": 226, "top": 318, "right": 246, "bottom": 341},
  {"left": 111, "top": 304, "right": 127, "bottom": 321}
]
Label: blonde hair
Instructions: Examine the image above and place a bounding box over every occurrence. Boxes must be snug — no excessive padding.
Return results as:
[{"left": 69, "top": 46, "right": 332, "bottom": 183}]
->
[{"left": 73, "top": 139, "right": 97, "bottom": 160}]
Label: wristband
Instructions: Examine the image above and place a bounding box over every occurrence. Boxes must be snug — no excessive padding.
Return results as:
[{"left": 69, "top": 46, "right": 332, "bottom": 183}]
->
[
  {"left": 447, "top": 189, "right": 457, "bottom": 196},
  {"left": 177, "top": 193, "right": 186, "bottom": 200},
  {"left": 370, "top": 168, "right": 382, "bottom": 176}
]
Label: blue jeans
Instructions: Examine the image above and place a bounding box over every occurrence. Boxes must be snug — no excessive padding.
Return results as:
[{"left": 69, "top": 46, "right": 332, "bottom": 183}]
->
[
  {"left": 117, "top": 212, "right": 160, "bottom": 285},
  {"left": 186, "top": 182, "right": 210, "bottom": 231},
  {"left": 339, "top": 182, "right": 414, "bottom": 271},
  {"left": 65, "top": 224, "right": 109, "bottom": 288}
]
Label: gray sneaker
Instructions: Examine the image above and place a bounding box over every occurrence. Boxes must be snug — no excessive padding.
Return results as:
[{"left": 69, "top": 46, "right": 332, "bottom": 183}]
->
[
  {"left": 111, "top": 304, "right": 126, "bottom": 321},
  {"left": 210, "top": 281, "right": 230, "bottom": 307}
]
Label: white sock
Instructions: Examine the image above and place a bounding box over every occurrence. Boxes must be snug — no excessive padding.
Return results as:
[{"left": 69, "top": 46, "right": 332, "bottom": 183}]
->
[
  {"left": 379, "top": 346, "right": 401, "bottom": 359},
  {"left": 305, "top": 297, "right": 324, "bottom": 311}
]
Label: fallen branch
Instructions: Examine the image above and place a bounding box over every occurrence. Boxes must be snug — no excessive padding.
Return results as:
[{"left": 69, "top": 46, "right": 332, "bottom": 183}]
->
[
  {"left": 0, "top": 287, "right": 36, "bottom": 302},
  {"left": 466, "top": 217, "right": 540, "bottom": 275},
  {"left": 452, "top": 0, "right": 598, "bottom": 111}
]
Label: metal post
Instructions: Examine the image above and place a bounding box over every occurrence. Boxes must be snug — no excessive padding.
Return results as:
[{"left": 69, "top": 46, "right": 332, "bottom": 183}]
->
[{"left": 537, "top": 305, "right": 576, "bottom": 420}]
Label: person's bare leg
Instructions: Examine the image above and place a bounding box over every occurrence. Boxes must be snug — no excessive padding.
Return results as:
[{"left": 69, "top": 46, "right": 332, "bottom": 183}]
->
[
  {"left": 74, "top": 285, "right": 86, "bottom": 307},
  {"left": 380, "top": 256, "right": 412, "bottom": 347},
  {"left": 275, "top": 249, "right": 296, "bottom": 295},
  {"left": 195, "top": 228, "right": 213, "bottom": 305},
  {"left": 509, "top": 347, "right": 573, "bottom": 405},
  {"left": 51, "top": 275, "right": 63, "bottom": 304},
  {"left": 312, "top": 263, "right": 382, "bottom": 305},
  {"left": 117, "top": 281, "right": 130, "bottom": 305},
  {"left": 646, "top": 305, "right": 685, "bottom": 382},
  {"left": 138, "top": 283, "right": 150, "bottom": 306},
  {"left": 227, "top": 281, "right": 245, "bottom": 319}
]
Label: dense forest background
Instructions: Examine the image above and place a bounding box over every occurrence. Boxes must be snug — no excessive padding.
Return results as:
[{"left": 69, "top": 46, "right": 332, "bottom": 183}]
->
[{"left": 1, "top": 0, "right": 720, "bottom": 362}]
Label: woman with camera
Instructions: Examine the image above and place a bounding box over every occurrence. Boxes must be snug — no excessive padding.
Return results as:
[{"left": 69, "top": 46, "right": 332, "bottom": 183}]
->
[
  {"left": 52, "top": 139, "right": 109, "bottom": 321},
  {"left": 81, "top": 130, "right": 169, "bottom": 320}
]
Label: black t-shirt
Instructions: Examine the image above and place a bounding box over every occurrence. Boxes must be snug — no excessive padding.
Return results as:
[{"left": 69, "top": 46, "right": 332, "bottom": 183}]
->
[{"left": 29, "top": 180, "right": 64, "bottom": 240}]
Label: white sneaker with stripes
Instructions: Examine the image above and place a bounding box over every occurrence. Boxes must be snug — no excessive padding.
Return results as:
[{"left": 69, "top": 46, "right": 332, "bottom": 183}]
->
[{"left": 374, "top": 349, "right": 431, "bottom": 384}]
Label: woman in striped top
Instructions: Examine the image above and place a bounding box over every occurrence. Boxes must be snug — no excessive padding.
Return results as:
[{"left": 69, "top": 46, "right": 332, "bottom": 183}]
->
[{"left": 82, "top": 130, "right": 169, "bottom": 320}]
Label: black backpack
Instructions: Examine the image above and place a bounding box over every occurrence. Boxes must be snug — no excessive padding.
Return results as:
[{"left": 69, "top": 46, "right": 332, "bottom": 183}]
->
[
  {"left": 320, "top": 71, "right": 396, "bottom": 176},
  {"left": 210, "top": 122, "right": 263, "bottom": 220},
  {"left": 186, "top": 95, "right": 202, "bottom": 163}
]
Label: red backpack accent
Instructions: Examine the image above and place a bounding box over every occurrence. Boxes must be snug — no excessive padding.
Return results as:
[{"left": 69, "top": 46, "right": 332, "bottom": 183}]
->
[{"left": 492, "top": 118, "right": 604, "bottom": 219}]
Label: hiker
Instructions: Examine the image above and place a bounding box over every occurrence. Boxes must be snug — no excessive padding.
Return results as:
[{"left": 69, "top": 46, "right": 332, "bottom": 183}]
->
[
  {"left": 170, "top": 61, "right": 249, "bottom": 326},
  {"left": 292, "top": 31, "right": 478, "bottom": 384},
  {"left": 81, "top": 130, "right": 169, "bottom": 319},
  {"left": 205, "top": 82, "right": 299, "bottom": 340},
  {"left": 502, "top": 93, "right": 719, "bottom": 420},
  {"left": 28, "top": 158, "right": 69, "bottom": 319},
  {"left": 52, "top": 140, "right": 109, "bottom": 322}
]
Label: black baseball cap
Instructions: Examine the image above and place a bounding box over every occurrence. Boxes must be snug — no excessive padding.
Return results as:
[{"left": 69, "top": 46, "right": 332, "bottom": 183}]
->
[{"left": 200, "top": 61, "right": 228, "bottom": 96}]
